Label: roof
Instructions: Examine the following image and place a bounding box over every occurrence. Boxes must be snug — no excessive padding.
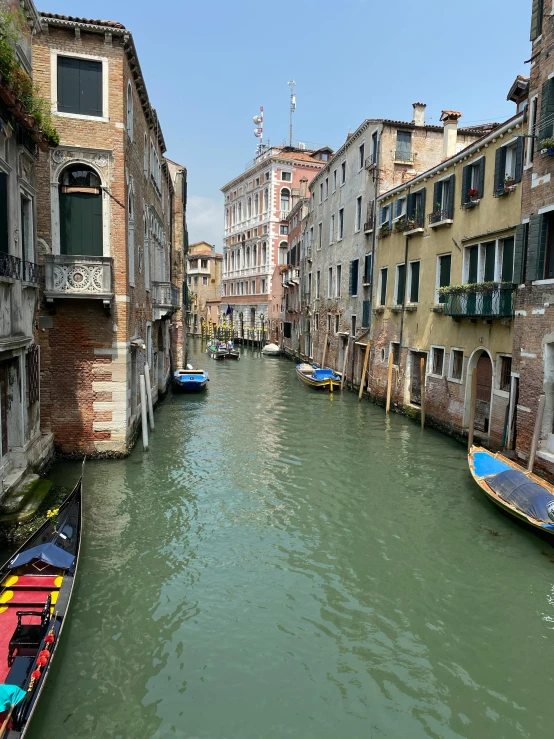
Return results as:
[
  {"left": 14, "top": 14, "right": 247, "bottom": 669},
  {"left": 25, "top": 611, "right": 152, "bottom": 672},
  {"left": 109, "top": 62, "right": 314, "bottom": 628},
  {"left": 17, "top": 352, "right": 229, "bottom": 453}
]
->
[{"left": 39, "top": 12, "right": 126, "bottom": 29}]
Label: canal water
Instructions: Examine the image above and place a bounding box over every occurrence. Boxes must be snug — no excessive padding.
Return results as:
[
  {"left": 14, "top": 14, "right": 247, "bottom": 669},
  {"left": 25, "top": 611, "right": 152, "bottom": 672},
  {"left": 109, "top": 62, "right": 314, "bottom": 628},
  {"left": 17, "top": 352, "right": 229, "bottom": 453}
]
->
[{"left": 27, "top": 339, "right": 554, "bottom": 739}]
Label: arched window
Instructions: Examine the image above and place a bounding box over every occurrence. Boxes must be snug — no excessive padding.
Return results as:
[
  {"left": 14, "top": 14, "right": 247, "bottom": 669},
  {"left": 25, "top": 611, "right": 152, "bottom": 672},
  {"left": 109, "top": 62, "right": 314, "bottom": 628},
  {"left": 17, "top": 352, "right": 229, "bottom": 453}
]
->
[
  {"left": 128, "top": 185, "right": 135, "bottom": 285},
  {"left": 59, "top": 165, "right": 102, "bottom": 256},
  {"left": 247, "top": 197, "right": 251, "bottom": 219},
  {"left": 264, "top": 188, "right": 269, "bottom": 212},
  {"left": 279, "top": 241, "right": 288, "bottom": 265},
  {"left": 253, "top": 244, "right": 257, "bottom": 266},
  {"left": 254, "top": 193, "right": 259, "bottom": 215},
  {"left": 127, "top": 82, "right": 134, "bottom": 141},
  {"left": 231, "top": 251, "right": 235, "bottom": 271},
  {"left": 143, "top": 133, "right": 148, "bottom": 177},
  {"left": 262, "top": 241, "right": 267, "bottom": 265},
  {"left": 280, "top": 188, "right": 290, "bottom": 213},
  {"left": 238, "top": 202, "right": 242, "bottom": 222},
  {"left": 246, "top": 246, "right": 250, "bottom": 267}
]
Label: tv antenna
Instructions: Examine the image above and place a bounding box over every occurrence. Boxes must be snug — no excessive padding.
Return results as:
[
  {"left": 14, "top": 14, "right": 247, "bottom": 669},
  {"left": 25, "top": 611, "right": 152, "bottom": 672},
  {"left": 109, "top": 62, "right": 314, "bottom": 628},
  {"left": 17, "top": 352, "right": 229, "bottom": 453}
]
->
[{"left": 288, "top": 80, "right": 296, "bottom": 147}]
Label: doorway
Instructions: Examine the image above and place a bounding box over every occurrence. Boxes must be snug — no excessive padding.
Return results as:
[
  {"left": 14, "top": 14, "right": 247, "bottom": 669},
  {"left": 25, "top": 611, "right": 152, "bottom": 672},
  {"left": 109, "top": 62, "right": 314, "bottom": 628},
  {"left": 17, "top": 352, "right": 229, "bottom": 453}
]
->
[{"left": 410, "top": 352, "right": 427, "bottom": 406}]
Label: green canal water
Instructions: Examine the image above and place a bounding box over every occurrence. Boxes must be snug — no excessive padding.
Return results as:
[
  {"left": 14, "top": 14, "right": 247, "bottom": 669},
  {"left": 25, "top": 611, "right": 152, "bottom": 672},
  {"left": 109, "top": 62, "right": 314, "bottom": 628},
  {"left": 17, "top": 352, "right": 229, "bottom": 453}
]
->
[{"left": 26, "top": 339, "right": 554, "bottom": 739}]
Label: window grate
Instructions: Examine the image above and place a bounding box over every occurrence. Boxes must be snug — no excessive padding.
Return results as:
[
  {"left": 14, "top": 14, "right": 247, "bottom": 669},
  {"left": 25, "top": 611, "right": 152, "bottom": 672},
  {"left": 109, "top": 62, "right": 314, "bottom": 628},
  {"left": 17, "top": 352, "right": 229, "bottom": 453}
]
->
[
  {"left": 26, "top": 345, "right": 40, "bottom": 405},
  {"left": 500, "top": 356, "right": 512, "bottom": 391}
]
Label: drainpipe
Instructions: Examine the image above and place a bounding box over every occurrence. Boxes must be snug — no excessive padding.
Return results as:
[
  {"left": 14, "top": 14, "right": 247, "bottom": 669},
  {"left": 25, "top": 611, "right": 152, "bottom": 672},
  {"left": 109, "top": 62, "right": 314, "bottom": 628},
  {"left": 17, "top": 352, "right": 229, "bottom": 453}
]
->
[{"left": 398, "top": 185, "right": 413, "bottom": 377}]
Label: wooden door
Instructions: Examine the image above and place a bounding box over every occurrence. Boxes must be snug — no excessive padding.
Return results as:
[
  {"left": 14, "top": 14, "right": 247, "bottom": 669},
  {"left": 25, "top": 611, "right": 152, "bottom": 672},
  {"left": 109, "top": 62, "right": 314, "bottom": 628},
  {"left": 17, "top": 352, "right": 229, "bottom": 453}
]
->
[
  {"left": 410, "top": 352, "right": 426, "bottom": 406},
  {"left": 475, "top": 354, "right": 493, "bottom": 432}
]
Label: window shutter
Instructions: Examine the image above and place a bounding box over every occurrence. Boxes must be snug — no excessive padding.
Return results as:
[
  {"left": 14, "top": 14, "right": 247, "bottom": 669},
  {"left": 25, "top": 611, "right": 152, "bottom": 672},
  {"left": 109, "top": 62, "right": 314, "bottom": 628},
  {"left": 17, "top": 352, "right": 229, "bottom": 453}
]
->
[
  {"left": 514, "top": 137, "right": 524, "bottom": 183},
  {"left": 406, "top": 193, "right": 414, "bottom": 219},
  {"left": 439, "top": 255, "right": 451, "bottom": 288},
  {"left": 461, "top": 165, "right": 471, "bottom": 205},
  {"left": 410, "top": 261, "right": 420, "bottom": 302},
  {"left": 0, "top": 173, "right": 8, "bottom": 254},
  {"left": 527, "top": 214, "right": 545, "bottom": 281},
  {"left": 447, "top": 174, "right": 455, "bottom": 219},
  {"left": 433, "top": 181, "right": 440, "bottom": 213},
  {"left": 362, "top": 300, "right": 370, "bottom": 328},
  {"left": 418, "top": 189, "right": 426, "bottom": 225},
  {"left": 79, "top": 59, "right": 103, "bottom": 116},
  {"left": 397, "top": 264, "right": 406, "bottom": 304},
  {"left": 57, "top": 57, "right": 80, "bottom": 114},
  {"left": 484, "top": 242, "right": 495, "bottom": 281},
  {"left": 539, "top": 79, "right": 554, "bottom": 143},
  {"left": 530, "top": 0, "right": 542, "bottom": 41},
  {"left": 349, "top": 260, "right": 354, "bottom": 296},
  {"left": 494, "top": 147, "right": 507, "bottom": 196},
  {"left": 380, "top": 206, "right": 385, "bottom": 224},
  {"left": 501, "top": 236, "right": 515, "bottom": 283},
  {"left": 477, "top": 158, "right": 486, "bottom": 199},
  {"left": 468, "top": 245, "right": 479, "bottom": 283},
  {"left": 364, "top": 253, "right": 372, "bottom": 284},
  {"left": 513, "top": 223, "right": 528, "bottom": 284}
]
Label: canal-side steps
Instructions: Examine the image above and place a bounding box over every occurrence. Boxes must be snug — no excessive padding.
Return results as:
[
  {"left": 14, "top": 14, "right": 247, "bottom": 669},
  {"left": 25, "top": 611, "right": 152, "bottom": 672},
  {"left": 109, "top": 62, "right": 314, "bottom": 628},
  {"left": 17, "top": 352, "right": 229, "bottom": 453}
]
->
[{"left": 0, "top": 474, "right": 53, "bottom": 524}]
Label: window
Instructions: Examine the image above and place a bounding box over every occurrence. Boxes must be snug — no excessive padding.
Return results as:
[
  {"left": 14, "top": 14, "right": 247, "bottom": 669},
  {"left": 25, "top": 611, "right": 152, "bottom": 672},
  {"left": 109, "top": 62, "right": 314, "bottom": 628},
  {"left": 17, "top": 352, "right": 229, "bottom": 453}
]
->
[
  {"left": 282, "top": 171, "right": 292, "bottom": 181},
  {"left": 143, "top": 133, "right": 148, "bottom": 177},
  {"left": 394, "top": 197, "right": 406, "bottom": 220},
  {"left": 57, "top": 56, "right": 103, "bottom": 117},
  {"left": 280, "top": 225, "right": 288, "bottom": 235},
  {"left": 351, "top": 315, "right": 357, "bottom": 336},
  {"left": 328, "top": 267, "right": 333, "bottom": 298},
  {"left": 333, "top": 169, "right": 337, "bottom": 192},
  {"left": 437, "top": 254, "right": 451, "bottom": 303},
  {"left": 316, "top": 270, "right": 320, "bottom": 298},
  {"left": 284, "top": 322, "right": 292, "bottom": 339},
  {"left": 406, "top": 189, "right": 426, "bottom": 228},
  {"left": 20, "top": 194, "right": 33, "bottom": 262},
  {"left": 202, "top": 276, "right": 208, "bottom": 285},
  {"left": 261, "top": 278, "right": 266, "bottom": 292},
  {"left": 264, "top": 188, "right": 269, "bottom": 212},
  {"left": 380, "top": 204, "right": 391, "bottom": 225},
  {"left": 391, "top": 342, "right": 400, "bottom": 366},
  {"left": 379, "top": 267, "right": 388, "bottom": 305},
  {"left": 408, "top": 261, "right": 420, "bottom": 303},
  {"left": 530, "top": 0, "right": 544, "bottom": 41},
  {"left": 330, "top": 213, "right": 335, "bottom": 244},
  {"left": 315, "top": 313, "right": 319, "bottom": 331},
  {"left": 319, "top": 182, "right": 324, "bottom": 204},
  {"left": 431, "top": 175, "right": 455, "bottom": 221},
  {"left": 255, "top": 177, "right": 260, "bottom": 187},
  {"left": 461, "top": 157, "right": 485, "bottom": 205},
  {"left": 449, "top": 349, "right": 464, "bottom": 382},
  {"left": 59, "top": 165, "right": 102, "bottom": 256},
  {"left": 334, "top": 314, "right": 339, "bottom": 333},
  {"left": 265, "top": 172, "right": 270, "bottom": 181},
  {"left": 364, "top": 253, "right": 372, "bottom": 284},
  {"left": 362, "top": 300, "right": 370, "bottom": 328},
  {"left": 327, "top": 313, "right": 332, "bottom": 332},
  {"left": 431, "top": 347, "right": 445, "bottom": 377},
  {"left": 150, "top": 140, "right": 162, "bottom": 193},
  {"left": 310, "top": 192, "right": 315, "bottom": 211},
  {"left": 126, "top": 82, "right": 133, "bottom": 140},
  {"left": 280, "top": 188, "right": 290, "bottom": 213},
  {"left": 336, "top": 264, "right": 342, "bottom": 297},
  {"left": 359, "top": 143, "right": 365, "bottom": 170},
  {"left": 194, "top": 276, "right": 198, "bottom": 286},
  {"left": 315, "top": 222, "right": 321, "bottom": 250},
  {"left": 371, "top": 131, "right": 378, "bottom": 164},
  {"left": 201, "top": 259, "right": 208, "bottom": 269},
  {"left": 395, "top": 131, "right": 412, "bottom": 162},
  {"left": 395, "top": 263, "right": 406, "bottom": 305},
  {"left": 355, "top": 196, "right": 362, "bottom": 232},
  {"left": 494, "top": 140, "right": 524, "bottom": 196},
  {"left": 324, "top": 178, "right": 329, "bottom": 199},
  {"left": 279, "top": 242, "right": 288, "bottom": 265},
  {"left": 528, "top": 212, "right": 554, "bottom": 279},
  {"left": 341, "top": 161, "right": 346, "bottom": 185},
  {"left": 500, "top": 356, "right": 512, "bottom": 392},
  {"left": 501, "top": 236, "right": 515, "bottom": 282},
  {"left": 527, "top": 96, "right": 538, "bottom": 165},
  {"left": 350, "top": 259, "right": 359, "bottom": 297},
  {"left": 247, "top": 197, "right": 252, "bottom": 218},
  {"left": 338, "top": 208, "right": 344, "bottom": 239}
]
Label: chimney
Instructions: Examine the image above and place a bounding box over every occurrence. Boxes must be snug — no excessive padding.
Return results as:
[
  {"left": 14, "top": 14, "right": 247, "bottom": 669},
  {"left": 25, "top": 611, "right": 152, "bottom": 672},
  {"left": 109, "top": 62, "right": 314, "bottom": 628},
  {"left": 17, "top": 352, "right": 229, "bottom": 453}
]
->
[
  {"left": 299, "top": 177, "right": 308, "bottom": 199},
  {"left": 440, "top": 110, "right": 463, "bottom": 159},
  {"left": 412, "top": 102, "right": 426, "bottom": 127}
]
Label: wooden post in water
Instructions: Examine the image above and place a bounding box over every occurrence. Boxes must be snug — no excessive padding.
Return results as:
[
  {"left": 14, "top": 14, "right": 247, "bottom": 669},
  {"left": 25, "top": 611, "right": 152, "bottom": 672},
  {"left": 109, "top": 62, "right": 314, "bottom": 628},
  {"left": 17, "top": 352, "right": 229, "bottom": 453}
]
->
[
  {"left": 385, "top": 351, "right": 394, "bottom": 414},
  {"left": 144, "top": 363, "right": 155, "bottom": 431},
  {"left": 340, "top": 340, "right": 349, "bottom": 391},
  {"left": 322, "top": 330, "right": 329, "bottom": 368},
  {"left": 358, "top": 342, "right": 371, "bottom": 401},
  {"left": 420, "top": 357, "right": 426, "bottom": 429},
  {"left": 528, "top": 393, "right": 546, "bottom": 472},
  {"left": 140, "top": 375, "right": 149, "bottom": 452},
  {"left": 467, "top": 367, "right": 478, "bottom": 451}
]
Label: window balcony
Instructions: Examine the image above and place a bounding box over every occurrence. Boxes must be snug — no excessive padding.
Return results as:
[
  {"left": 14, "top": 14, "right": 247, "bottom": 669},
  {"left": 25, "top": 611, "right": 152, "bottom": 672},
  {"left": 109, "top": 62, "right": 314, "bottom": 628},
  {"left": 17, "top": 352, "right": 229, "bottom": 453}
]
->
[
  {"left": 188, "top": 265, "right": 211, "bottom": 275},
  {"left": 44, "top": 255, "right": 113, "bottom": 304},
  {"left": 394, "top": 150, "right": 413, "bottom": 164},
  {"left": 428, "top": 210, "right": 453, "bottom": 228},
  {"left": 153, "top": 281, "right": 181, "bottom": 319},
  {"left": 442, "top": 286, "right": 515, "bottom": 319},
  {"left": 0, "top": 253, "right": 21, "bottom": 281}
]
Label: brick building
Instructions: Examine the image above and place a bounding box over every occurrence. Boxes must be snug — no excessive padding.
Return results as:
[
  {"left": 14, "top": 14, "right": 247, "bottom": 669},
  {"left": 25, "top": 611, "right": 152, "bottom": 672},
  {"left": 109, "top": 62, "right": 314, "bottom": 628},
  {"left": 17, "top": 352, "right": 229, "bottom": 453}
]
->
[
  {"left": 186, "top": 241, "right": 222, "bottom": 335},
  {"left": 221, "top": 145, "right": 331, "bottom": 334},
  {"left": 167, "top": 159, "right": 188, "bottom": 369},
  {"left": 34, "top": 12, "right": 183, "bottom": 456},
  {"left": 0, "top": 0, "right": 55, "bottom": 491},
  {"left": 296, "top": 104, "right": 493, "bottom": 385},
  {"left": 511, "top": 1, "right": 554, "bottom": 476}
]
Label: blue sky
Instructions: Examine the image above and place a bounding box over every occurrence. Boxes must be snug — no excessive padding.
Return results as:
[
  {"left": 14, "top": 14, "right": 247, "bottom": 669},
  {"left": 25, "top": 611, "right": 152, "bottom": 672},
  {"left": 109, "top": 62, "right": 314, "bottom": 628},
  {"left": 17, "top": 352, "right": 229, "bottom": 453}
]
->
[{"left": 43, "top": 0, "right": 531, "bottom": 247}]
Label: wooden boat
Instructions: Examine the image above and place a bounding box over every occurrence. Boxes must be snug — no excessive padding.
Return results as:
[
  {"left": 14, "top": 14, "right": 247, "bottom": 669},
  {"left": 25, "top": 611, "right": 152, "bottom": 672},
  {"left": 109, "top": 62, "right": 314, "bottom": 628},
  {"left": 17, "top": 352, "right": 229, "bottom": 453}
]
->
[
  {"left": 173, "top": 366, "right": 209, "bottom": 392},
  {"left": 224, "top": 341, "right": 240, "bottom": 360},
  {"left": 0, "top": 466, "right": 83, "bottom": 737},
  {"left": 206, "top": 341, "right": 227, "bottom": 360},
  {"left": 261, "top": 343, "right": 280, "bottom": 356},
  {"left": 468, "top": 445, "right": 554, "bottom": 537},
  {"left": 296, "top": 363, "right": 341, "bottom": 391}
]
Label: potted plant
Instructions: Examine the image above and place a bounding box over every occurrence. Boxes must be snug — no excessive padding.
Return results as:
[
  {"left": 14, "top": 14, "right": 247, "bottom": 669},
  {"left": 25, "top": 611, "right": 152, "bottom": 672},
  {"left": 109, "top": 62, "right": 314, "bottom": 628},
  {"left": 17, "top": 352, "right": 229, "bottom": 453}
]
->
[
  {"left": 379, "top": 223, "right": 391, "bottom": 237},
  {"left": 393, "top": 216, "right": 406, "bottom": 232},
  {"left": 430, "top": 202, "right": 442, "bottom": 223},
  {"left": 540, "top": 137, "right": 554, "bottom": 155},
  {"left": 504, "top": 174, "right": 516, "bottom": 194},
  {"left": 468, "top": 188, "right": 479, "bottom": 202}
]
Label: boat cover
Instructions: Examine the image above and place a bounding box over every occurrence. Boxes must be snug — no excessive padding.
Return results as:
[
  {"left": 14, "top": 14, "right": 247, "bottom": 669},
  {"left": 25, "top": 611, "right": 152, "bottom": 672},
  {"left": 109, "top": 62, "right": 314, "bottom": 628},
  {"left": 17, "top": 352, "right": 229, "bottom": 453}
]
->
[
  {"left": 0, "top": 684, "right": 26, "bottom": 711},
  {"left": 472, "top": 451, "right": 511, "bottom": 477},
  {"left": 312, "top": 368, "right": 339, "bottom": 380},
  {"left": 9, "top": 542, "right": 75, "bottom": 570},
  {"left": 487, "top": 469, "right": 554, "bottom": 525}
]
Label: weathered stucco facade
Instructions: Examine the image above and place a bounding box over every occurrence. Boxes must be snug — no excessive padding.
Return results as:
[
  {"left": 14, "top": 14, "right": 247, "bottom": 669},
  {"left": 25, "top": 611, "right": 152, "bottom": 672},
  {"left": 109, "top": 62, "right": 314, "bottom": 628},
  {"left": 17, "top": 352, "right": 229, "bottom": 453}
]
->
[{"left": 186, "top": 241, "right": 222, "bottom": 335}]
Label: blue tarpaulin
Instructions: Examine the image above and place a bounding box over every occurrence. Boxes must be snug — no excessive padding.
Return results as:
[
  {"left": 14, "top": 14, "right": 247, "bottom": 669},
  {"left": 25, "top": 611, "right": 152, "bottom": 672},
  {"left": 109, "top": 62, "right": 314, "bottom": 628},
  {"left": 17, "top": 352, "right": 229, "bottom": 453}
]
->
[
  {"left": 488, "top": 469, "right": 554, "bottom": 526},
  {"left": 9, "top": 542, "right": 75, "bottom": 570},
  {"left": 0, "top": 684, "right": 26, "bottom": 711},
  {"left": 472, "top": 451, "right": 511, "bottom": 478},
  {"left": 313, "top": 368, "right": 340, "bottom": 381}
]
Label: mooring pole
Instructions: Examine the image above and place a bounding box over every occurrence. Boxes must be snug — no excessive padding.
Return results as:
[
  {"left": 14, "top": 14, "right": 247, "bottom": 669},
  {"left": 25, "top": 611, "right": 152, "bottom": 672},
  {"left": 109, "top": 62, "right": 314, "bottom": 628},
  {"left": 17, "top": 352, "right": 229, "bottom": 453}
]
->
[
  {"left": 420, "top": 357, "right": 426, "bottom": 429},
  {"left": 528, "top": 393, "right": 546, "bottom": 473},
  {"left": 358, "top": 342, "right": 371, "bottom": 402},
  {"left": 467, "top": 368, "right": 478, "bottom": 451},
  {"left": 385, "top": 351, "right": 393, "bottom": 414},
  {"left": 140, "top": 375, "right": 149, "bottom": 452},
  {"left": 144, "top": 363, "right": 155, "bottom": 431}
]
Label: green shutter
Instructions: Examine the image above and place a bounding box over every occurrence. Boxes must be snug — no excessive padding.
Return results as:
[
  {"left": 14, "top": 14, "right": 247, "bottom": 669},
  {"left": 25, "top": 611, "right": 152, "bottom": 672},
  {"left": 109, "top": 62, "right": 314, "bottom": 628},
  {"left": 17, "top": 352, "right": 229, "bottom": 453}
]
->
[
  {"left": 468, "top": 245, "right": 479, "bottom": 283},
  {"left": 513, "top": 223, "right": 528, "bottom": 283},
  {"left": 57, "top": 57, "right": 102, "bottom": 117},
  {"left": 514, "top": 137, "right": 524, "bottom": 183},
  {"left": 406, "top": 193, "right": 414, "bottom": 219},
  {"left": 530, "top": 0, "right": 543, "bottom": 41},
  {"left": 396, "top": 264, "right": 406, "bottom": 304},
  {"left": 0, "top": 173, "right": 8, "bottom": 254},
  {"left": 364, "top": 253, "right": 372, "bottom": 283},
  {"left": 540, "top": 79, "right": 554, "bottom": 143},
  {"left": 494, "top": 147, "right": 507, "bottom": 196},
  {"left": 80, "top": 59, "right": 103, "bottom": 117},
  {"left": 527, "top": 214, "right": 546, "bottom": 281},
  {"left": 438, "top": 254, "right": 451, "bottom": 304},
  {"left": 477, "top": 158, "right": 486, "bottom": 199},
  {"left": 433, "top": 181, "right": 441, "bottom": 213},
  {"left": 57, "top": 57, "right": 80, "bottom": 114},
  {"left": 362, "top": 300, "right": 370, "bottom": 328},
  {"left": 418, "top": 189, "right": 426, "bottom": 226},
  {"left": 380, "top": 268, "right": 387, "bottom": 305},
  {"left": 410, "top": 261, "right": 420, "bottom": 302},
  {"left": 501, "top": 236, "right": 515, "bottom": 282},
  {"left": 461, "top": 165, "right": 471, "bottom": 205},
  {"left": 484, "top": 241, "right": 495, "bottom": 281},
  {"left": 447, "top": 174, "right": 455, "bottom": 219},
  {"left": 60, "top": 192, "right": 103, "bottom": 256}
]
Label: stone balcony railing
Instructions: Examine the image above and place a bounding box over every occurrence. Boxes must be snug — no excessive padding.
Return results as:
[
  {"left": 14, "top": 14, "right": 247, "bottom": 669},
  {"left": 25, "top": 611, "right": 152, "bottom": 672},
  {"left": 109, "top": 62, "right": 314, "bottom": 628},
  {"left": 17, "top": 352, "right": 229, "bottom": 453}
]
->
[
  {"left": 152, "top": 281, "right": 181, "bottom": 319},
  {"left": 44, "top": 255, "right": 113, "bottom": 303}
]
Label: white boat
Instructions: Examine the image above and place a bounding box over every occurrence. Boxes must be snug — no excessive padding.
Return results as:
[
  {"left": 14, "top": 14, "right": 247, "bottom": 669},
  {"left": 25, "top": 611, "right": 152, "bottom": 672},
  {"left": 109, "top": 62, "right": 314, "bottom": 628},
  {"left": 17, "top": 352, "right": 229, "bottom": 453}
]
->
[{"left": 262, "top": 343, "right": 281, "bottom": 356}]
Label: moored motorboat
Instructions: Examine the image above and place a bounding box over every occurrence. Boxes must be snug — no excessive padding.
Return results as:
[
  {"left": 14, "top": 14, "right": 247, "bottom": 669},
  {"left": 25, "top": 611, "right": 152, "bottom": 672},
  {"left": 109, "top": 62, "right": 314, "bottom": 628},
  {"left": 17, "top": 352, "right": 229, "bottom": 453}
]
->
[
  {"left": 0, "top": 466, "right": 83, "bottom": 737},
  {"left": 296, "top": 363, "right": 341, "bottom": 391},
  {"left": 206, "top": 341, "right": 228, "bottom": 360},
  {"left": 468, "top": 445, "right": 554, "bottom": 537},
  {"left": 224, "top": 341, "right": 240, "bottom": 360},
  {"left": 262, "top": 343, "right": 280, "bottom": 356},
  {"left": 173, "top": 366, "right": 209, "bottom": 392}
]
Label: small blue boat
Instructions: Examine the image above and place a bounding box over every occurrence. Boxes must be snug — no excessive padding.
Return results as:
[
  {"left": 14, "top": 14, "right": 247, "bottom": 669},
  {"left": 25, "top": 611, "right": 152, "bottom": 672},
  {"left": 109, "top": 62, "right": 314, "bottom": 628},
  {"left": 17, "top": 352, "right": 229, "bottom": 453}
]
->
[{"left": 173, "top": 366, "right": 209, "bottom": 392}]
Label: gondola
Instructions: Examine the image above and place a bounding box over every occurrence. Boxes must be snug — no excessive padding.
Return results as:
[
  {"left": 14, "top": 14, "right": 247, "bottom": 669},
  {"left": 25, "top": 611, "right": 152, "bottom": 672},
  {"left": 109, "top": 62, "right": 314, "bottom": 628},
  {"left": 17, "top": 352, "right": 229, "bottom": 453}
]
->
[
  {"left": 0, "top": 464, "right": 83, "bottom": 737},
  {"left": 468, "top": 445, "right": 554, "bottom": 537},
  {"left": 173, "top": 366, "right": 209, "bottom": 392},
  {"left": 296, "top": 363, "right": 341, "bottom": 391}
]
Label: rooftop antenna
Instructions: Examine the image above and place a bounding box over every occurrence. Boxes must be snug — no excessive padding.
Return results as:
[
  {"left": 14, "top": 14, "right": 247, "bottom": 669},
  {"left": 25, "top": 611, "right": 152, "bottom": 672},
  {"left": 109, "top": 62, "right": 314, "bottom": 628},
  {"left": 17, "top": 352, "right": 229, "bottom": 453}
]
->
[
  {"left": 288, "top": 80, "right": 296, "bottom": 147},
  {"left": 253, "top": 106, "right": 264, "bottom": 156}
]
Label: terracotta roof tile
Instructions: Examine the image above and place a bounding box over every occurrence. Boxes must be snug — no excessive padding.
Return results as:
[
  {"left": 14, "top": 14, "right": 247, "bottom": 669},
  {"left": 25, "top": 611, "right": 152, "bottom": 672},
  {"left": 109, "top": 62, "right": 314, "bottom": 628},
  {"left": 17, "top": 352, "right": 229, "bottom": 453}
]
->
[{"left": 39, "top": 12, "right": 126, "bottom": 29}]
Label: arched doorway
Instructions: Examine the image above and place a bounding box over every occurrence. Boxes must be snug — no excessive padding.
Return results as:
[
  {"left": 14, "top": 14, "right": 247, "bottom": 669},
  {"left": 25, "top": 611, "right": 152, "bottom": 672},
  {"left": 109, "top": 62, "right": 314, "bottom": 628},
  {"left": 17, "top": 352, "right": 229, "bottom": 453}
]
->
[
  {"left": 59, "top": 165, "right": 103, "bottom": 255},
  {"left": 465, "top": 349, "right": 494, "bottom": 436}
]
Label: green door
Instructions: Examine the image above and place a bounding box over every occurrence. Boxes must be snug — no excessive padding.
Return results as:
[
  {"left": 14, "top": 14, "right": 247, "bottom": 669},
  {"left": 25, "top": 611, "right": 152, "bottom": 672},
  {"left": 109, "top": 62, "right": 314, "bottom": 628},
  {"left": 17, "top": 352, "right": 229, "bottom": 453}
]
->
[{"left": 60, "top": 191, "right": 102, "bottom": 256}]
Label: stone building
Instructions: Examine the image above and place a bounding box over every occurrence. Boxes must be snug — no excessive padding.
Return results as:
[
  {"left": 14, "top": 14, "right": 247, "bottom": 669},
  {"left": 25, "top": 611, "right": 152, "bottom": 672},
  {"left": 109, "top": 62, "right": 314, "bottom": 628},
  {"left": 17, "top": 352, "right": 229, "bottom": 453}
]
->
[
  {"left": 186, "top": 241, "right": 222, "bottom": 335},
  {"left": 167, "top": 159, "right": 188, "bottom": 368},
  {"left": 371, "top": 104, "right": 525, "bottom": 448},
  {"left": 296, "top": 104, "right": 494, "bottom": 385},
  {"left": 511, "top": 1, "right": 554, "bottom": 477},
  {"left": 0, "top": 0, "right": 55, "bottom": 492},
  {"left": 34, "top": 12, "right": 183, "bottom": 457},
  {"left": 220, "top": 145, "right": 331, "bottom": 334}
]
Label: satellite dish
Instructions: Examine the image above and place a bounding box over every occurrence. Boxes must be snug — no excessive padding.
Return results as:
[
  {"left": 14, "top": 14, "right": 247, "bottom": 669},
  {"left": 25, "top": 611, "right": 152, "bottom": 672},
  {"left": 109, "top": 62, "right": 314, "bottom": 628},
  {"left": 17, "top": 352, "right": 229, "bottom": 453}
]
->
[
  {"left": 253, "top": 115, "right": 263, "bottom": 124},
  {"left": 254, "top": 128, "right": 262, "bottom": 137}
]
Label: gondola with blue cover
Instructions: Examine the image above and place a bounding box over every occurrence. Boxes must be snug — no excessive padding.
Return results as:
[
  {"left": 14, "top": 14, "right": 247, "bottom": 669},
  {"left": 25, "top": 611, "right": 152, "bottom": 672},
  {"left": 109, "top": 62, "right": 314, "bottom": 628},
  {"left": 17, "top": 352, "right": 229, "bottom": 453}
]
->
[{"left": 469, "top": 445, "right": 554, "bottom": 537}]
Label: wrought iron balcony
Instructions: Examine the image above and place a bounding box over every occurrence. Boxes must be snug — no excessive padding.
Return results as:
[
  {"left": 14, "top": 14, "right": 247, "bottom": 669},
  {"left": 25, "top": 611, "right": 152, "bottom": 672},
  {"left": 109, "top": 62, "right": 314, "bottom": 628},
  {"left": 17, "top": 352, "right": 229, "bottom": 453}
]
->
[
  {"left": 22, "top": 260, "right": 42, "bottom": 285},
  {"left": 44, "top": 255, "right": 113, "bottom": 303},
  {"left": 153, "top": 281, "right": 181, "bottom": 319},
  {"left": 0, "top": 252, "right": 21, "bottom": 280},
  {"left": 442, "top": 286, "right": 515, "bottom": 318}
]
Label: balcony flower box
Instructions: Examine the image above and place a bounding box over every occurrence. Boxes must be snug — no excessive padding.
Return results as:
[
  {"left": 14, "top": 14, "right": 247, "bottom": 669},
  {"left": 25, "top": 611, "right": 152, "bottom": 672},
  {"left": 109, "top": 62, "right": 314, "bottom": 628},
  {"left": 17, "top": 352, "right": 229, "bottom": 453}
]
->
[
  {"left": 438, "top": 282, "right": 515, "bottom": 319},
  {"left": 540, "top": 138, "right": 554, "bottom": 156},
  {"left": 379, "top": 224, "right": 391, "bottom": 237},
  {"left": 393, "top": 217, "right": 406, "bottom": 233}
]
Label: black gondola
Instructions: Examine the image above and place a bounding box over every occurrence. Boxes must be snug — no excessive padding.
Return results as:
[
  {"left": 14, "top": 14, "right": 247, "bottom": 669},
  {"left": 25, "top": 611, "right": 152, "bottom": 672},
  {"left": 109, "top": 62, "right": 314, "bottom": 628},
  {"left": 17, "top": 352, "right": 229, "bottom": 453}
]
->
[{"left": 0, "top": 463, "right": 83, "bottom": 737}]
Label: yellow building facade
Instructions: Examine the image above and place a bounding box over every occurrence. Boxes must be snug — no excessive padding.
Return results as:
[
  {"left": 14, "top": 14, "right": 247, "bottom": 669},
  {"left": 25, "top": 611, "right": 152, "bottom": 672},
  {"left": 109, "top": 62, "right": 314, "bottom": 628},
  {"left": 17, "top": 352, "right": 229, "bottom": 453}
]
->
[{"left": 370, "top": 111, "right": 526, "bottom": 447}]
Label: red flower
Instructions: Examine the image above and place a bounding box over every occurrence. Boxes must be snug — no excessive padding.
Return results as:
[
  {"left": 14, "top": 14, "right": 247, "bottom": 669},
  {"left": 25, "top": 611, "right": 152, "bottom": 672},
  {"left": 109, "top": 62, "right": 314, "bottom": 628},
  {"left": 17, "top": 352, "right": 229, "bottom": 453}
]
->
[{"left": 468, "top": 188, "right": 478, "bottom": 197}]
